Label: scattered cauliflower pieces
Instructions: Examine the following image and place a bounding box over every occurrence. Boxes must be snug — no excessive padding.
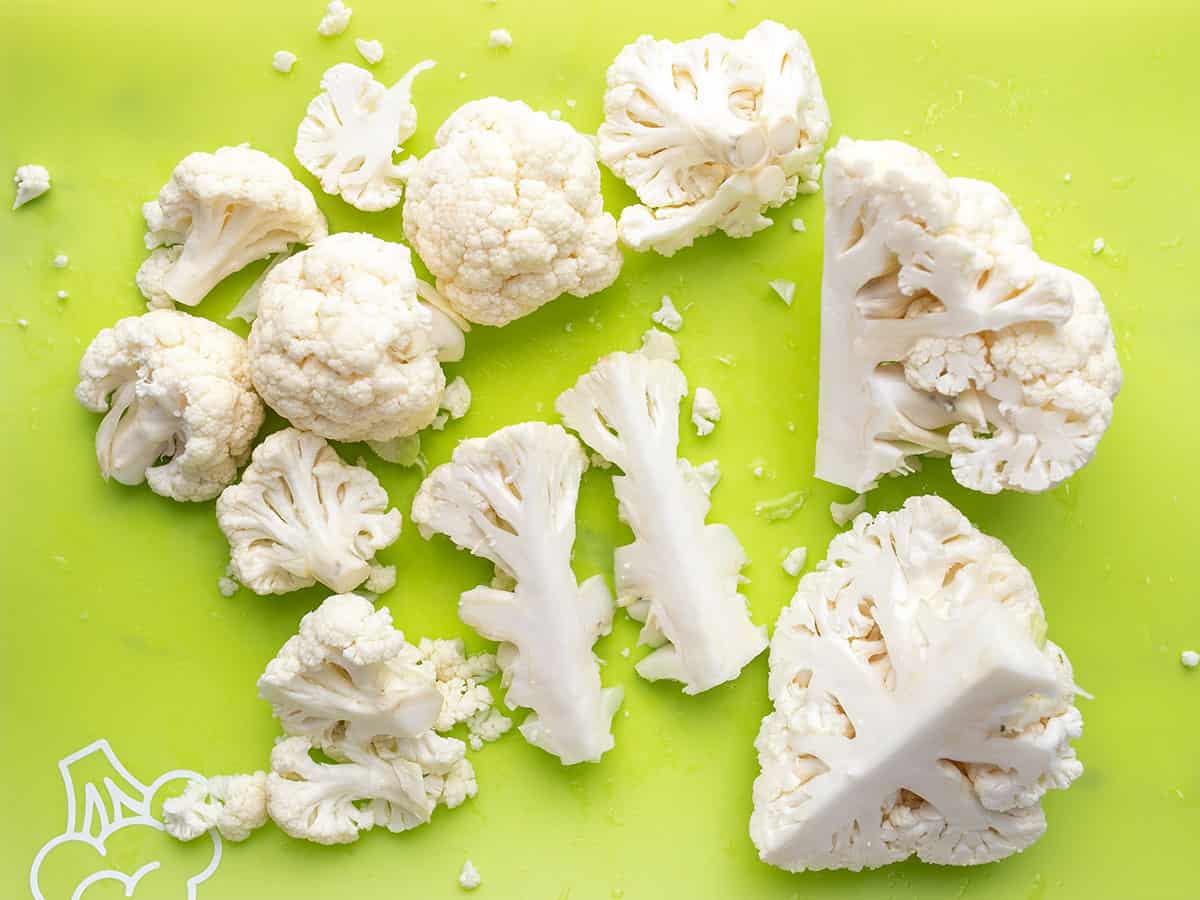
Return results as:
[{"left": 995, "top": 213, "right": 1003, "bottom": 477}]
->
[
  {"left": 1092, "top": 236, "right": 1105, "bottom": 255},
  {"left": 830, "top": 492, "right": 867, "bottom": 526},
  {"left": 754, "top": 490, "right": 807, "bottom": 522},
  {"left": 1182, "top": 650, "right": 1199, "bottom": 669},
  {"left": 53, "top": 254, "right": 69, "bottom": 268},
  {"left": 12, "top": 164, "right": 50, "bottom": 209},
  {"left": 691, "top": 386, "right": 721, "bottom": 436},
  {"left": 488, "top": 28, "right": 513, "bottom": 48},
  {"left": 639, "top": 327, "right": 679, "bottom": 362},
  {"left": 651, "top": 295, "right": 682, "bottom": 331},
  {"left": 413, "top": 637, "right": 500, "bottom": 732},
  {"left": 791, "top": 217, "right": 806, "bottom": 232},
  {"left": 459, "top": 859, "right": 482, "bottom": 890},
  {"left": 355, "top": 38, "right": 384, "bottom": 65},
  {"left": 781, "top": 546, "right": 807, "bottom": 576},
  {"left": 768, "top": 279, "right": 796, "bottom": 306},
  {"left": 272, "top": 50, "right": 297, "bottom": 73},
  {"left": 316, "top": 0, "right": 352, "bottom": 35},
  {"left": 163, "top": 773, "right": 269, "bottom": 843},
  {"left": 466, "top": 707, "right": 513, "bottom": 750}
]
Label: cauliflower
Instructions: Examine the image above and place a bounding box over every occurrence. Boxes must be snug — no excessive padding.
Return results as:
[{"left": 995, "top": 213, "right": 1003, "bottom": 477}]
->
[
  {"left": 248, "top": 233, "right": 451, "bottom": 443},
  {"left": 216, "top": 428, "right": 402, "bottom": 594},
  {"left": 135, "top": 246, "right": 182, "bottom": 310},
  {"left": 412, "top": 638, "right": 499, "bottom": 732},
  {"left": 75, "top": 310, "right": 264, "bottom": 501},
  {"left": 598, "top": 21, "right": 830, "bottom": 256},
  {"left": 816, "top": 138, "right": 1122, "bottom": 494},
  {"left": 272, "top": 50, "right": 298, "bottom": 73},
  {"left": 691, "top": 386, "right": 720, "bottom": 436},
  {"left": 295, "top": 61, "right": 435, "bottom": 212},
  {"left": 651, "top": 295, "right": 682, "bottom": 332},
  {"left": 781, "top": 546, "right": 807, "bottom": 576},
  {"left": 466, "top": 707, "right": 513, "bottom": 749},
  {"left": 751, "top": 495, "right": 1084, "bottom": 872},
  {"left": 163, "top": 773, "right": 268, "bottom": 843},
  {"left": 141, "top": 146, "right": 328, "bottom": 306},
  {"left": 412, "top": 422, "right": 623, "bottom": 764},
  {"left": 459, "top": 860, "right": 482, "bottom": 890},
  {"left": 355, "top": 38, "right": 384, "bottom": 65},
  {"left": 402, "top": 98, "right": 622, "bottom": 326},
  {"left": 557, "top": 352, "right": 767, "bottom": 694},
  {"left": 317, "top": 0, "right": 351, "bottom": 35},
  {"left": 13, "top": 163, "right": 51, "bottom": 209}
]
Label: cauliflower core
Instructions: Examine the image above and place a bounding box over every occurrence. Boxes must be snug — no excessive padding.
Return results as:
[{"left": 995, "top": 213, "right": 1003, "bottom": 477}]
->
[
  {"left": 751, "top": 496, "right": 1084, "bottom": 872},
  {"left": 816, "top": 138, "right": 1122, "bottom": 494},
  {"left": 403, "top": 98, "right": 622, "bottom": 326},
  {"left": 75, "top": 310, "right": 264, "bottom": 501}
]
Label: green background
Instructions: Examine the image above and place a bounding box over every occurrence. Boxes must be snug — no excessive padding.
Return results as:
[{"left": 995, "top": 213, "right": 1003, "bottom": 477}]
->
[{"left": 1, "top": 0, "right": 1196, "bottom": 897}]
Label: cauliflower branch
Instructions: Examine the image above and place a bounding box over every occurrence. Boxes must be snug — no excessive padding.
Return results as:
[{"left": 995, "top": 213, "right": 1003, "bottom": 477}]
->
[{"left": 163, "top": 773, "right": 269, "bottom": 843}]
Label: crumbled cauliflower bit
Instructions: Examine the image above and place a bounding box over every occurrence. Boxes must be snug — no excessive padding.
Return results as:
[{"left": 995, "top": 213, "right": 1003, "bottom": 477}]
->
[
  {"left": 781, "top": 546, "right": 807, "bottom": 576},
  {"left": 620, "top": 647, "right": 631, "bottom": 659},
  {"left": 217, "top": 575, "right": 238, "bottom": 597},
  {"left": 679, "top": 458, "right": 721, "bottom": 495},
  {"left": 651, "top": 295, "right": 682, "bottom": 332},
  {"left": 459, "top": 860, "right": 482, "bottom": 890},
  {"left": 365, "top": 564, "right": 397, "bottom": 594},
  {"left": 17, "top": 318, "right": 29, "bottom": 328},
  {"left": 316, "top": 0, "right": 352, "bottom": 35},
  {"left": 639, "top": 328, "right": 679, "bottom": 362},
  {"left": 53, "top": 254, "right": 69, "bottom": 268},
  {"left": 458, "top": 71, "right": 467, "bottom": 80},
  {"left": 163, "top": 773, "right": 269, "bottom": 843},
  {"left": 355, "top": 38, "right": 384, "bottom": 65},
  {"left": 56, "top": 290, "right": 69, "bottom": 300},
  {"left": 691, "top": 387, "right": 721, "bottom": 437},
  {"left": 440, "top": 376, "right": 472, "bottom": 420},
  {"left": 13, "top": 164, "right": 50, "bottom": 209},
  {"left": 1063, "top": 173, "right": 1072, "bottom": 183},
  {"left": 488, "top": 28, "right": 513, "bottom": 48},
  {"left": 1092, "top": 237, "right": 1105, "bottom": 255},
  {"left": 1182, "top": 650, "right": 1199, "bottom": 669},
  {"left": 768, "top": 279, "right": 796, "bottom": 306},
  {"left": 830, "top": 493, "right": 867, "bottom": 527},
  {"left": 466, "top": 707, "right": 513, "bottom": 747},
  {"left": 754, "top": 490, "right": 807, "bottom": 522},
  {"left": 791, "top": 218, "right": 806, "bottom": 232},
  {"left": 416, "top": 638, "right": 500, "bottom": 732},
  {"left": 752, "top": 464, "right": 764, "bottom": 478},
  {"left": 272, "top": 51, "right": 297, "bottom": 73},
  {"left": 566, "top": 98, "right": 577, "bottom": 108}
]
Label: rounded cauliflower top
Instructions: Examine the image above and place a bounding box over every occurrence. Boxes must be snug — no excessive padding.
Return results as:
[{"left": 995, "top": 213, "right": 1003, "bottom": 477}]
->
[
  {"left": 75, "top": 309, "right": 264, "bottom": 501},
  {"left": 248, "top": 232, "right": 444, "bottom": 442},
  {"left": 402, "top": 98, "right": 622, "bottom": 326}
]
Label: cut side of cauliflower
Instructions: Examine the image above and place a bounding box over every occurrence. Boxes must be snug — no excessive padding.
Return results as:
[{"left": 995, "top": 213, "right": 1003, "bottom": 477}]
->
[
  {"left": 816, "top": 138, "right": 1122, "bottom": 494},
  {"left": 403, "top": 98, "right": 622, "bottom": 326},
  {"left": 751, "top": 495, "right": 1084, "bottom": 872},
  {"left": 163, "top": 773, "right": 269, "bottom": 843},
  {"left": 217, "top": 428, "right": 402, "bottom": 594},
  {"left": 557, "top": 352, "right": 767, "bottom": 694},
  {"left": 74, "top": 310, "right": 264, "bottom": 501},
  {"left": 412, "top": 422, "right": 623, "bottom": 764},
  {"left": 13, "top": 163, "right": 51, "bottom": 209},
  {"left": 598, "top": 21, "right": 830, "bottom": 256}
]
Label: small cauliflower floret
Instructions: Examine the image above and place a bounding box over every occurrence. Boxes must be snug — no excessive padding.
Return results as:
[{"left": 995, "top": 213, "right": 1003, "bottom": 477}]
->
[
  {"left": 13, "top": 163, "right": 51, "bottom": 209},
  {"left": 411, "top": 637, "right": 499, "bottom": 732},
  {"left": 459, "top": 859, "right": 482, "bottom": 890},
  {"left": 248, "top": 233, "right": 453, "bottom": 443},
  {"left": 691, "top": 386, "right": 720, "bottom": 436},
  {"left": 272, "top": 50, "right": 298, "bottom": 73},
  {"left": 816, "top": 138, "right": 1122, "bottom": 494},
  {"left": 598, "top": 21, "right": 830, "bottom": 256},
  {"left": 557, "top": 352, "right": 767, "bottom": 694},
  {"left": 317, "top": 0, "right": 352, "bottom": 35},
  {"left": 466, "top": 707, "right": 513, "bottom": 749},
  {"left": 412, "top": 422, "right": 623, "bottom": 765},
  {"left": 295, "top": 61, "right": 435, "bottom": 212},
  {"left": 751, "top": 496, "right": 1084, "bottom": 873},
  {"left": 163, "top": 773, "right": 269, "bottom": 843},
  {"left": 217, "top": 428, "right": 402, "bottom": 594},
  {"left": 651, "top": 295, "right": 682, "bottom": 332},
  {"left": 403, "top": 98, "right": 622, "bottom": 326},
  {"left": 355, "top": 38, "right": 384, "bottom": 65},
  {"left": 781, "top": 546, "right": 807, "bottom": 576},
  {"left": 135, "top": 246, "right": 182, "bottom": 310},
  {"left": 141, "top": 146, "right": 328, "bottom": 306},
  {"left": 75, "top": 310, "right": 264, "bottom": 501}
]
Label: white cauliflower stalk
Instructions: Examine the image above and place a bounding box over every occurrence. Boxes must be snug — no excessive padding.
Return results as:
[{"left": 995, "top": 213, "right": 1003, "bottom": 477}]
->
[
  {"left": 816, "top": 138, "right": 1122, "bottom": 494},
  {"left": 75, "top": 310, "right": 264, "bottom": 501},
  {"left": 216, "top": 428, "right": 402, "bottom": 594},
  {"left": 751, "top": 495, "right": 1084, "bottom": 872},
  {"left": 403, "top": 98, "right": 622, "bottom": 326},
  {"left": 557, "top": 352, "right": 767, "bottom": 693},
  {"left": 411, "top": 422, "right": 623, "bottom": 765},
  {"left": 163, "top": 773, "right": 269, "bottom": 843},
  {"left": 598, "top": 21, "right": 830, "bottom": 256}
]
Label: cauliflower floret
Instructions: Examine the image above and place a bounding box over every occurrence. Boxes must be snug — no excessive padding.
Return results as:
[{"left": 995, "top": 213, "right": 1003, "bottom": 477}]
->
[
  {"left": 409, "top": 638, "right": 499, "bottom": 732},
  {"left": 691, "top": 386, "right": 720, "bottom": 436},
  {"left": 355, "top": 38, "right": 384, "bottom": 65},
  {"left": 216, "top": 428, "right": 402, "bottom": 594},
  {"left": 402, "top": 98, "right": 622, "bottom": 326},
  {"left": 651, "top": 295, "right": 682, "bottom": 332},
  {"left": 248, "top": 233, "right": 450, "bottom": 443},
  {"left": 163, "top": 773, "right": 269, "bottom": 843},
  {"left": 13, "top": 163, "right": 51, "bottom": 209},
  {"left": 316, "top": 0, "right": 352, "bottom": 35},
  {"left": 272, "top": 50, "right": 298, "bottom": 73},
  {"left": 75, "top": 310, "right": 264, "bottom": 501},
  {"left": 135, "top": 246, "right": 182, "bottom": 310},
  {"left": 598, "top": 21, "right": 830, "bottom": 255},
  {"left": 141, "top": 146, "right": 328, "bottom": 306}
]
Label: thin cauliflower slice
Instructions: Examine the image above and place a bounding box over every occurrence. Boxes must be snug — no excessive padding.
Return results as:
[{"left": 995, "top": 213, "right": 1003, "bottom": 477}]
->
[
  {"left": 411, "top": 422, "right": 623, "bottom": 765},
  {"left": 557, "top": 351, "right": 767, "bottom": 694},
  {"left": 295, "top": 61, "right": 434, "bottom": 212},
  {"left": 74, "top": 310, "right": 264, "bottom": 501},
  {"left": 403, "top": 98, "right": 622, "bottom": 326},
  {"left": 216, "top": 428, "right": 402, "bottom": 594},
  {"left": 408, "top": 638, "right": 500, "bottom": 732},
  {"left": 163, "top": 773, "right": 269, "bottom": 843},
  {"left": 598, "top": 21, "right": 830, "bottom": 256},
  {"left": 751, "top": 495, "right": 1084, "bottom": 872},
  {"left": 816, "top": 138, "right": 1122, "bottom": 494}
]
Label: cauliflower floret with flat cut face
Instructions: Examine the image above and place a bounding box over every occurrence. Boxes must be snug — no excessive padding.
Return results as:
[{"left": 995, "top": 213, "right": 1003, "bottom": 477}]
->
[
  {"left": 141, "top": 146, "right": 327, "bottom": 306},
  {"left": 403, "top": 98, "right": 622, "bottom": 326},
  {"left": 248, "top": 232, "right": 447, "bottom": 443},
  {"left": 815, "top": 138, "right": 1122, "bottom": 495},
  {"left": 75, "top": 310, "right": 264, "bottom": 501},
  {"left": 598, "top": 20, "right": 830, "bottom": 256},
  {"left": 217, "top": 428, "right": 402, "bottom": 594},
  {"left": 751, "top": 495, "right": 1084, "bottom": 873},
  {"left": 163, "top": 773, "right": 269, "bottom": 843}
]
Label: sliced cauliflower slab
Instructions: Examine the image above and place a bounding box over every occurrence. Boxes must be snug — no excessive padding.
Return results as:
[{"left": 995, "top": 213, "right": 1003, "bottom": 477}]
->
[
  {"left": 598, "top": 20, "right": 830, "bottom": 256},
  {"left": 557, "top": 352, "right": 767, "bottom": 694},
  {"left": 412, "top": 422, "right": 623, "bottom": 765},
  {"left": 163, "top": 773, "right": 269, "bottom": 842},
  {"left": 142, "top": 146, "right": 328, "bottom": 306},
  {"left": 75, "top": 310, "right": 264, "bottom": 501},
  {"left": 403, "top": 98, "right": 622, "bottom": 326},
  {"left": 751, "top": 495, "right": 1084, "bottom": 872},
  {"left": 816, "top": 138, "right": 1122, "bottom": 494},
  {"left": 217, "top": 428, "right": 402, "bottom": 594}
]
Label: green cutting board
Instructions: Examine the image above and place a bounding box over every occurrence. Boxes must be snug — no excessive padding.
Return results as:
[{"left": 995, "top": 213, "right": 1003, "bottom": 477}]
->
[{"left": 2, "top": 0, "right": 1196, "bottom": 897}]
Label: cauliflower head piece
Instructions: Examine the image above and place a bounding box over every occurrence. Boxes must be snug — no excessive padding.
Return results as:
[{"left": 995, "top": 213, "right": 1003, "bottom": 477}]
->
[
  {"left": 75, "top": 309, "right": 264, "bottom": 501},
  {"left": 598, "top": 20, "right": 830, "bottom": 256},
  {"left": 816, "top": 138, "right": 1122, "bottom": 494},
  {"left": 403, "top": 98, "right": 622, "bottom": 326},
  {"left": 163, "top": 772, "right": 269, "bottom": 843},
  {"left": 751, "top": 495, "right": 1084, "bottom": 873}
]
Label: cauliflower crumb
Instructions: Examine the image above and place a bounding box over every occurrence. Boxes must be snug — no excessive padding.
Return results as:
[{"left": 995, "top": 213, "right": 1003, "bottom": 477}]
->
[
  {"left": 566, "top": 98, "right": 577, "bottom": 108},
  {"left": 791, "top": 218, "right": 806, "bottom": 232},
  {"left": 639, "top": 328, "right": 679, "bottom": 362},
  {"left": 53, "top": 254, "right": 69, "bottom": 268},
  {"left": 56, "top": 290, "right": 69, "bottom": 300},
  {"left": 217, "top": 576, "right": 238, "bottom": 597},
  {"left": 466, "top": 707, "right": 512, "bottom": 746},
  {"left": 272, "top": 51, "right": 297, "bottom": 73},
  {"left": 1092, "top": 237, "right": 1105, "bottom": 255},
  {"left": 316, "top": 0, "right": 352, "bottom": 35},
  {"left": 458, "top": 71, "right": 467, "bottom": 80},
  {"left": 13, "top": 164, "right": 50, "bottom": 209},
  {"left": 768, "top": 279, "right": 796, "bottom": 307},
  {"left": 830, "top": 493, "right": 867, "bottom": 526},
  {"left": 355, "top": 38, "right": 384, "bottom": 65},
  {"left": 781, "top": 546, "right": 807, "bottom": 577},
  {"left": 754, "top": 490, "right": 807, "bottom": 522},
  {"left": 1063, "top": 172, "right": 1073, "bottom": 183},
  {"left": 620, "top": 647, "right": 631, "bottom": 658},
  {"left": 459, "top": 860, "right": 482, "bottom": 890},
  {"left": 680, "top": 459, "right": 721, "bottom": 495},
  {"left": 440, "top": 376, "right": 472, "bottom": 421},
  {"left": 1182, "top": 650, "right": 1199, "bottom": 669},
  {"left": 17, "top": 318, "right": 29, "bottom": 328},
  {"left": 488, "top": 28, "right": 513, "bottom": 48},
  {"left": 691, "top": 387, "right": 721, "bottom": 437},
  {"left": 752, "top": 464, "right": 764, "bottom": 478},
  {"left": 651, "top": 295, "right": 682, "bottom": 332},
  {"left": 364, "top": 564, "right": 397, "bottom": 594}
]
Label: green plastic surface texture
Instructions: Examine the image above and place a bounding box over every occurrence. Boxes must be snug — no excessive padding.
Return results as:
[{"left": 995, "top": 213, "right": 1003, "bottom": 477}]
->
[{"left": 1, "top": 0, "right": 1196, "bottom": 897}]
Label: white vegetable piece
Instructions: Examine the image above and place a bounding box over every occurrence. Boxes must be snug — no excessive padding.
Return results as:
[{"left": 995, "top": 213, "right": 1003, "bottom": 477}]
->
[
  {"left": 459, "top": 859, "right": 482, "bottom": 890},
  {"left": 355, "top": 38, "right": 384, "bottom": 65},
  {"left": 217, "top": 428, "right": 402, "bottom": 595},
  {"left": 829, "top": 492, "right": 866, "bottom": 527},
  {"left": 163, "top": 773, "right": 269, "bottom": 843},
  {"left": 135, "top": 246, "right": 182, "bottom": 310},
  {"left": 640, "top": 328, "right": 679, "bottom": 362},
  {"left": 487, "top": 28, "right": 513, "bottom": 49},
  {"left": 272, "top": 50, "right": 297, "bottom": 73},
  {"left": 557, "top": 351, "right": 767, "bottom": 693},
  {"left": 295, "top": 61, "right": 435, "bottom": 212},
  {"left": 751, "top": 495, "right": 1085, "bottom": 872},
  {"left": 781, "top": 546, "right": 807, "bottom": 576},
  {"left": 768, "top": 279, "right": 796, "bottom": 306},
  {"left": 434, "top": 375, "right": 472, "bottom": 430},
  {"left": 413, "top": 637, "right": 500, "bottom": 732},
  {"left": 403, "top": 98, "right": 622, "bottom": 326},
  {"left": 317, "top": 0, "right": 352, "bottom": 35},
  {"left": 1182, "top": 650, "right": 1199, "bottom": 669},
  {"left": 651, "top": 295, "right": 682, "bottom": 332},
  {"left": 816, "top": 138, "right": 1122, "bottom": 494},
  {"left": 691, "top": 386, "right": 721, "bottom": 437},
  {"left": 412, "top": 422, "right": 623, "bottom": 764},
  {"left": 466, "top": 707, "right": 512, "bottom": 749},
  {"left": 75, "top": 310, "right": 264, "bottom": 501},
  {"left": 12, "top": 164, "right": 51, "bottom": 209},
  {"left": 53, "top": 254, "right": 69, "bottom": 268},
  {"left": 598, "top": 21, "right": 830, "bottom": 256}
]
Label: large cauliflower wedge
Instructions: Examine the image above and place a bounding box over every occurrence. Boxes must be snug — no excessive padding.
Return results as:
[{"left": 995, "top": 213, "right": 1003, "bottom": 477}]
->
[
  {"left": 816, "top": 138, "right": 1122, "bottom": 494},
  {"left": 403, "top": 98, "right": 622, "bottom": 326},
  {"left": 598, "top": 21, "right": 830, "bottom": 256},
  {"left": 751, "top": 495, "right": 1084, "bottom": 872},
  {"left": 217, "top": 428, "right": 402, "bottom": 594},
  {"left": 75, "top": 310, "right": 264, "bottom": 501}
]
